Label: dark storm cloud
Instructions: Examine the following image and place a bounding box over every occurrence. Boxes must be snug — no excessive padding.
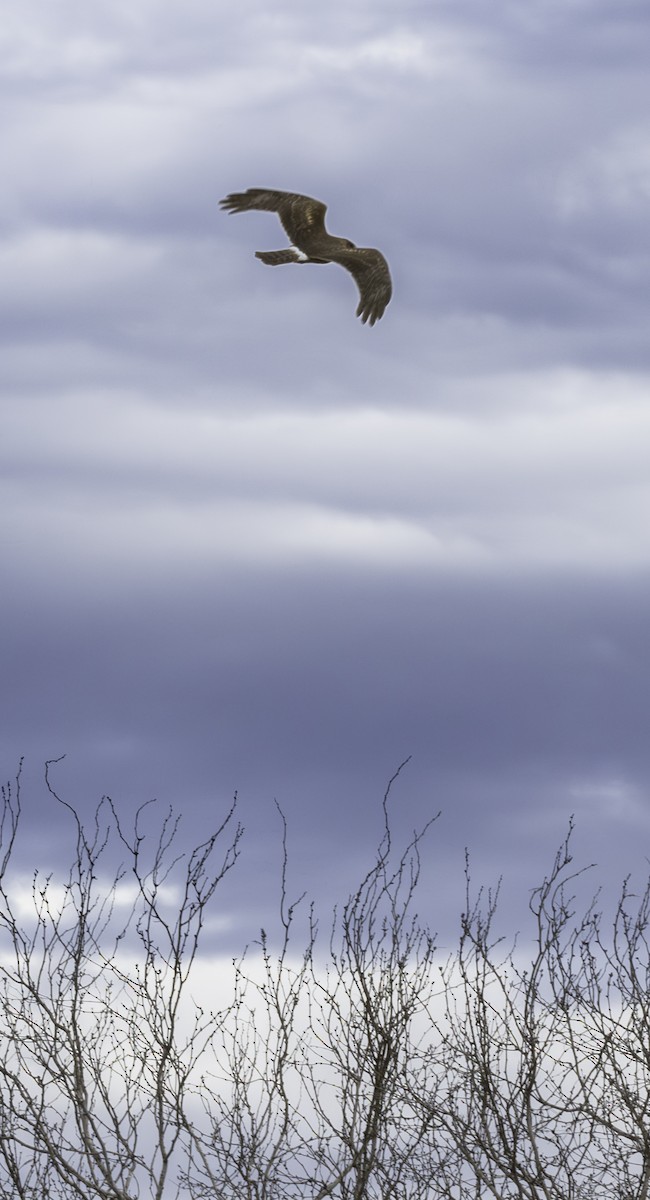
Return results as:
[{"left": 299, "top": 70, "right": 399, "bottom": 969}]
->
[
  {"left": 2, "top": 0, "right": 650, "bottom": 942},
  {"left": 4, "top": 555, "right": 650, "bottom": 940}
]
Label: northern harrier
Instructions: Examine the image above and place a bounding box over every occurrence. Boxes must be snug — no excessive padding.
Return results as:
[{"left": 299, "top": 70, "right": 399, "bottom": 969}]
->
[{"left": 220, "top": 188, "right": 392, "bottom": 325}]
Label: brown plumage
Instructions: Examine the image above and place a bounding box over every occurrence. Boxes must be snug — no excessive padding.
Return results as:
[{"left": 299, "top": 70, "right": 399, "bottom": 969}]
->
[{"left": 220, "top": 188, "right": 392, "bottom": 326}]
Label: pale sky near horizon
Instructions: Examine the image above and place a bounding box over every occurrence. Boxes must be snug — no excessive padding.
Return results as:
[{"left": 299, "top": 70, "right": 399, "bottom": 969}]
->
[{"left": 2, "top": 0, "right": 650, "bottom": 947}]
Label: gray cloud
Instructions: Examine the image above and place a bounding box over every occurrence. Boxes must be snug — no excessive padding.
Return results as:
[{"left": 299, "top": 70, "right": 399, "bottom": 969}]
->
[{"left": 2, "top": 0, "right": 650, "bottom": 941}]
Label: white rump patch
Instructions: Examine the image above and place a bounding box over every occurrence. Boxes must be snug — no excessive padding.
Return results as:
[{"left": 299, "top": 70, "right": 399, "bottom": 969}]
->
[{"left": 290, "top": 245, "right": 309, "bottom": 263}]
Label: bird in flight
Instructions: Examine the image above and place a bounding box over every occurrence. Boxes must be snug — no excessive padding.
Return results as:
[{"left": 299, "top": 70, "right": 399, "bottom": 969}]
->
[{"left": 220, "top": 188, "right": 392, "bottom": 326}]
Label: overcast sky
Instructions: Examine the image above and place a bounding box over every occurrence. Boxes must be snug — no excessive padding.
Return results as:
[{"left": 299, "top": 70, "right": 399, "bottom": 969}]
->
[{"left": 2, "top": 0, "right": 650, "bottom": 947}]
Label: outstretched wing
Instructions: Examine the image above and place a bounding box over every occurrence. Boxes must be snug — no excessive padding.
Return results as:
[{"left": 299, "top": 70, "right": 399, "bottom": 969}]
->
[
  {"left": 219, "top": 189, "right": 328, "bottom": 247},
  {"left": 330, "top": 247, "right": 393, "bottom": 326}
]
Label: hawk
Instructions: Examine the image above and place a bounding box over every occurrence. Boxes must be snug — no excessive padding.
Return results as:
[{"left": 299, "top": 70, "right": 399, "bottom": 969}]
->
[{"left": 220, "top": 188, "right": 392, "bottom": 326}]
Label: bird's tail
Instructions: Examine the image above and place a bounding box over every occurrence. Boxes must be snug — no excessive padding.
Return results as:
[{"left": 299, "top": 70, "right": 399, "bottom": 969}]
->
[{"left": 255, "top": 249, "right": 303, "bottom": 265}]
